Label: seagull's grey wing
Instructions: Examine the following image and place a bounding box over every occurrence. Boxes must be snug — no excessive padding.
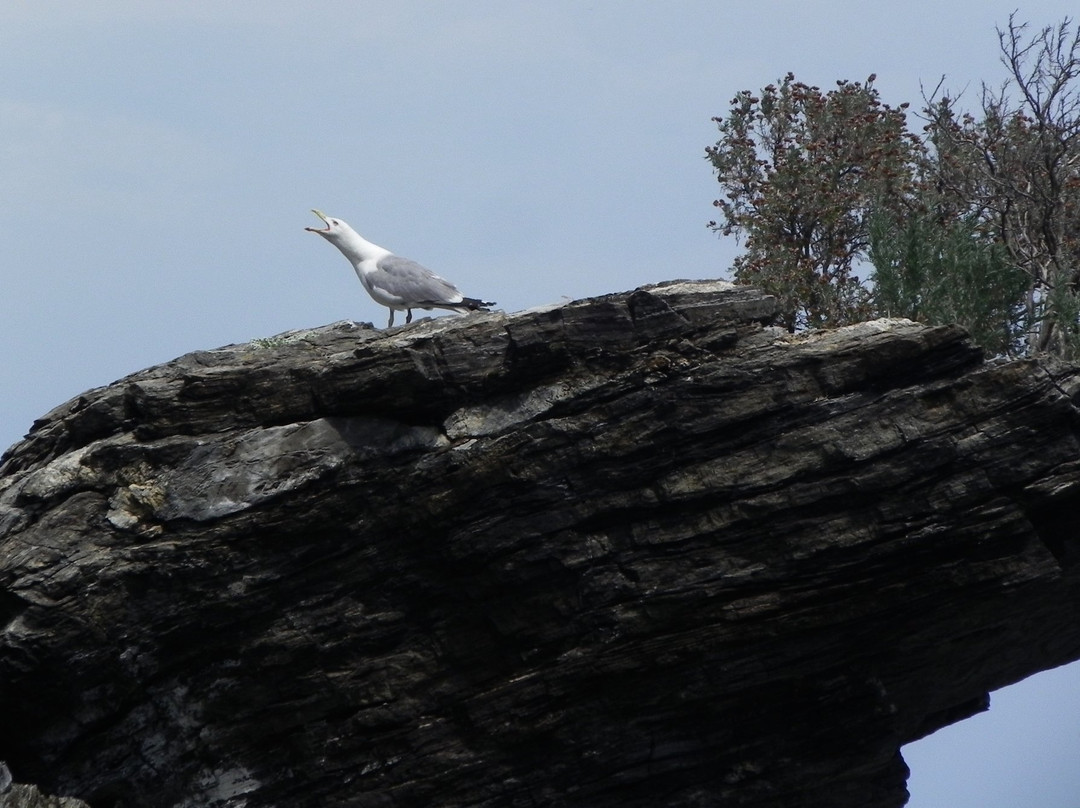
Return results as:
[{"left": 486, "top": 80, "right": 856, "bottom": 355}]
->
[{"left": 374, "top": 255, "right": 463, "bottom": 306}]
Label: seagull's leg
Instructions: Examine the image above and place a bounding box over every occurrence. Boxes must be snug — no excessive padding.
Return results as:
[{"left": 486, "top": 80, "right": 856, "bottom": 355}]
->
[
  {"left": 406, "top": 309, "right": 413, "bottom": 324},
  {"left": 387, "top": 310, "right": 395, "bottom": 328}
]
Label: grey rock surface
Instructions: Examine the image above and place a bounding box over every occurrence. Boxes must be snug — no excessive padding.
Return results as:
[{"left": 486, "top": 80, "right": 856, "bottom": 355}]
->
[
  {"left": 2, "top": 280, "right": 1080, "bottom": 807},
  {"left": 0, "top": 761, "right": 89, "bottom": 808}
]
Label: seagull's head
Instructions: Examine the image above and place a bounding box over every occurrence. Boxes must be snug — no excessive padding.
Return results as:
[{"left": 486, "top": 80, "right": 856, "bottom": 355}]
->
[
  {"left": 305, "top": 209, "right": 376, "bottom": 262},
  {"left": 305, "top": 209, "right": 352, "bottom": 244}
]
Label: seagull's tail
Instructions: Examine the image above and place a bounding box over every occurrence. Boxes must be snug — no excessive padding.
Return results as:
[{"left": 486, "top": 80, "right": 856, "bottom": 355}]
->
[
  {"left": 416, "top": 298, "right": 496, "bottom": 315},
  {"left": 458, "top": 297, "right": 496, "bottom": 312}
]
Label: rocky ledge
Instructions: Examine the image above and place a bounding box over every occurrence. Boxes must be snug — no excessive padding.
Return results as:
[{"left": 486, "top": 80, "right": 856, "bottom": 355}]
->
[{"left": 2, "top": 280, "right": 1080, "bottom": 807}]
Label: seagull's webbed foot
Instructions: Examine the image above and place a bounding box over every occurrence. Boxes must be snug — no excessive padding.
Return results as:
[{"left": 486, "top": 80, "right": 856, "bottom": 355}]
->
[{"left": 406, "top": 309, "right": 414, "bottom": 324}]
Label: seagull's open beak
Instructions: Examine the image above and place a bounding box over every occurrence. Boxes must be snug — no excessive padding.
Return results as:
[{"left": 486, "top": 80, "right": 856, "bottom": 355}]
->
[{"left": 305, "top": 209, "right": 330, "bottom": 233}]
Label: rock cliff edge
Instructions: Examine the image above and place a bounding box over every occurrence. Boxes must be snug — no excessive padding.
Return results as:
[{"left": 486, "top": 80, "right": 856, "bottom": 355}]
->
[{"left": 3, "top": 281, "right": 1080, "bottom": 807}]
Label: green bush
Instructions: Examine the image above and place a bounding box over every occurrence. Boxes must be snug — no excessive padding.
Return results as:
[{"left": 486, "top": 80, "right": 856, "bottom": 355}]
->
[{"left": 868, "top": 209, "right": 1030, "bottom": 357}]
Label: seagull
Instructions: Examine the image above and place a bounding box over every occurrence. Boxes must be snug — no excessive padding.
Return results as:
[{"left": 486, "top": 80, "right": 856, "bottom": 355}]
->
[{"left": 305, "top": 210, "right": 495, "bottom": 328}]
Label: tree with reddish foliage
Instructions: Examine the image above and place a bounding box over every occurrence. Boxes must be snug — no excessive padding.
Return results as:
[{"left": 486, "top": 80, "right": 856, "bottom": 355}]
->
[{"left": 706, "top": 73, "right": 921, "bottom": 332}]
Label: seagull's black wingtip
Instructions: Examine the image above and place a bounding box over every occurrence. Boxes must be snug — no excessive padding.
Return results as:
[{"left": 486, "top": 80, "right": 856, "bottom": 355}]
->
[{"left": 461, "top": 297, "right": 496, "bottom": 311}]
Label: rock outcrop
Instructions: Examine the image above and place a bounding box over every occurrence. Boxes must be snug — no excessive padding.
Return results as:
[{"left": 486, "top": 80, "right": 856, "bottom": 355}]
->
[
  {"left": 2, "top": 280, "right": 1080, "bottom": 808},
  {"left": 0, "top": 759, "right": 90, "bottom": 808}
]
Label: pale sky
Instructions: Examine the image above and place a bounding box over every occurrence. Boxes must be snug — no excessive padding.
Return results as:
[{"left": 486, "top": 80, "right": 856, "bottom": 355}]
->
[{"left": 3, "top": 3, "right": 1080, "bottom": 805}]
